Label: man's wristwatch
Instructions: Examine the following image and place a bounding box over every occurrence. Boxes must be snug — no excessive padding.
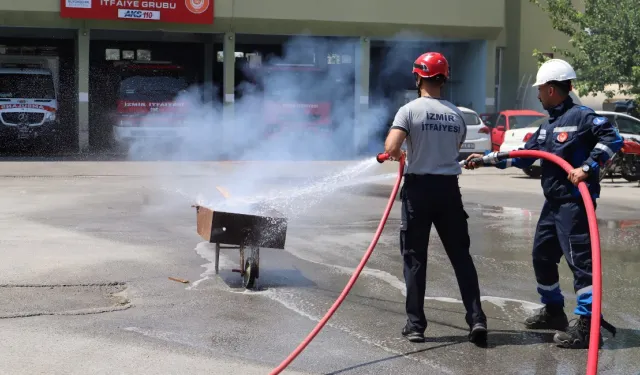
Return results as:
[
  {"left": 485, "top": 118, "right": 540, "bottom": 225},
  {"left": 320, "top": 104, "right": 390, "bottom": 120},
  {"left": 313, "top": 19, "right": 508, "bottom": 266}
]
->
[{"left": 581, "top": 164, "right": 591, "bottom": 174}]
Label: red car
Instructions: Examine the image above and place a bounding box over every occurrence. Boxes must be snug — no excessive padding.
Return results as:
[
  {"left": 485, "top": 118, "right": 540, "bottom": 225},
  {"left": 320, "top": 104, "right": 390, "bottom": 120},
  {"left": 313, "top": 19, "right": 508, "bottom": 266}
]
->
[{"left": 484, "top": 110, "right": 547, "bottom": 151}]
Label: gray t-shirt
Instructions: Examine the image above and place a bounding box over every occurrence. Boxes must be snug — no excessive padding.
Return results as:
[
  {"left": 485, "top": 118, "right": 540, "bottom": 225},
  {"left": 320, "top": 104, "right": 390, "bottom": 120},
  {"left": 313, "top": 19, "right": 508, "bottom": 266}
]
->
[{"left": 391, "top": 97, "right": 467, "bottom": 175}]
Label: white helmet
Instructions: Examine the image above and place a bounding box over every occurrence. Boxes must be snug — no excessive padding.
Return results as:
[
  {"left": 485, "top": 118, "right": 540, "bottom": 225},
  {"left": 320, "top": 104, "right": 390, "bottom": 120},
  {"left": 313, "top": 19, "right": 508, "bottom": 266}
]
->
[{"left": 532, "top": 58, "right": 577, "bottom": 87}]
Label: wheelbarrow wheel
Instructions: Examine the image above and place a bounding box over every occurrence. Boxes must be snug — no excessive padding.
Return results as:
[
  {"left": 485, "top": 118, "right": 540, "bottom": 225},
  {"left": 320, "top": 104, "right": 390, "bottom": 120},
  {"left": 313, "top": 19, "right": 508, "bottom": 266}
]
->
[{"left": 243, "top": 257, "right": 258, "bottom": 289}]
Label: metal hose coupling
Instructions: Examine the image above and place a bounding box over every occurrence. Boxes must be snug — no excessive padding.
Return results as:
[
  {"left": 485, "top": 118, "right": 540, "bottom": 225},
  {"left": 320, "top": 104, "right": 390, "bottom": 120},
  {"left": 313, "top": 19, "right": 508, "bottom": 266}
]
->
[{"left": 460, "top": 151, "right": 510, "bottom": 167}]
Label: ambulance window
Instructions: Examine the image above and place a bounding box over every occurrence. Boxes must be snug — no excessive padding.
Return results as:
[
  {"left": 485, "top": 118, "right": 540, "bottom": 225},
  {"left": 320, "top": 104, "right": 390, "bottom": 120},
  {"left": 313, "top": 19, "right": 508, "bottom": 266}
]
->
[{"left": 0, "top": 73, "right": 55, "bottom": 99}]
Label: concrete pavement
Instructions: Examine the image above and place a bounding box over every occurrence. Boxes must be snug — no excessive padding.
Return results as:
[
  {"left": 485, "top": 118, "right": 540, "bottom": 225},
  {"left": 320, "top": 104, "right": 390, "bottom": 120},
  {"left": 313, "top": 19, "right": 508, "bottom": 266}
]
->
[{"left": 0, "top": 159, "right": 638, "bottom": 375}]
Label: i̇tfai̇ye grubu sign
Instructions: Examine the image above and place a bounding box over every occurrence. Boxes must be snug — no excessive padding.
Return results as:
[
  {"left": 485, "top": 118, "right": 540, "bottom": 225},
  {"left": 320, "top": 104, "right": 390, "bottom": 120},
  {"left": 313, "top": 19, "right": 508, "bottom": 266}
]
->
[{"left": 60, "top": 0, "right": 214, "bottom": 25}]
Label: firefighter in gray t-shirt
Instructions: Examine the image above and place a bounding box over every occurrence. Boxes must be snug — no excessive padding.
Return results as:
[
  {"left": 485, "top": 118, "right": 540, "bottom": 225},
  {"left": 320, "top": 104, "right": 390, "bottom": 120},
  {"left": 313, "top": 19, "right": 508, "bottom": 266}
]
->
[{"left": 383, "top": 52, "right": 487, "bottom": 345}]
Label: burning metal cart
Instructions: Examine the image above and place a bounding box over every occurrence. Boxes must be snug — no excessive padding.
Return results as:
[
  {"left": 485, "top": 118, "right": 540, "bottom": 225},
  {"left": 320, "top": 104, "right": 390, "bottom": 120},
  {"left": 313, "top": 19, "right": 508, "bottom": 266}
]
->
[{"left": 194, "top": 205, "right": 288, "bottom": 289}]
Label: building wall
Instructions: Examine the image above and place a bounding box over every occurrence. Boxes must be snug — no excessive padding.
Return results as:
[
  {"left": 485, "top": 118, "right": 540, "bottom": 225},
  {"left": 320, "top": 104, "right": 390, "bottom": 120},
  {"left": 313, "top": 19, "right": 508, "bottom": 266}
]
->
[
  {"left": 498, "top": 0, "right": 599, "bottom": 112},
  {"left": 2, "top": 0, "right": 596, "bottom": 151},
  {"left": 518, "top": 0, "right": 575, "bottom": 112},
  {"left": 0, "top": 0, "right": 504, "bottom": 39},
  {"left": 498, "top": 0, "right": 574, "bottom": 111},
  {"left": 0, "top": 0, "right": 595, "bottom": 112}
]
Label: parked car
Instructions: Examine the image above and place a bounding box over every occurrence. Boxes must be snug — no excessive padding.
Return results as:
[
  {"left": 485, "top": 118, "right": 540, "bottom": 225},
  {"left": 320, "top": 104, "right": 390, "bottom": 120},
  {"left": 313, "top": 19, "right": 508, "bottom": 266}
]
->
[
  {"left": 490, "top": 110, "right": 547, "bottom": 151},
  {"left": 458, "top": 106, "right": 492, "bottom": 160},
  {"left": 499, "top": 111, "right": 640, "bottom": 178},
  {"left": 479, "top": 112, "right": 497, "bottom": 127}
]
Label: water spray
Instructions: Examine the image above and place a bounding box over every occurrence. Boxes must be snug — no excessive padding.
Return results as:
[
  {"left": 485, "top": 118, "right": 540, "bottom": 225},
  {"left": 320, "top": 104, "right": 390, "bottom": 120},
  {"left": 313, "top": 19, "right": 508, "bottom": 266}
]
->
[{"left": 269, "top": 153, "right": 405, "bottom": 375}]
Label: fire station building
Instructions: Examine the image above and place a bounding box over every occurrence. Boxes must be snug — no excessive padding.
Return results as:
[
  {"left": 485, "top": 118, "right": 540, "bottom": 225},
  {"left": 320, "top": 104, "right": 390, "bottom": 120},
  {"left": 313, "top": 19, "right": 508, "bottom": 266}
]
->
[{"left": 0, "top": 0, "right": 573, "bottom": 154}]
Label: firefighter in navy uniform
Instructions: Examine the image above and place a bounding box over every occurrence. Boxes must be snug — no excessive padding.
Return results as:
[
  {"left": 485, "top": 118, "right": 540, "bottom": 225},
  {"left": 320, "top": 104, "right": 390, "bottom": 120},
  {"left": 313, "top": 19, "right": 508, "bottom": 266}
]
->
[
  {"left": 466, "top": 59, "right": 621, "bottom": 348},
  {"left": 384, "top": 52, "right": 488, "bottom": 346}
]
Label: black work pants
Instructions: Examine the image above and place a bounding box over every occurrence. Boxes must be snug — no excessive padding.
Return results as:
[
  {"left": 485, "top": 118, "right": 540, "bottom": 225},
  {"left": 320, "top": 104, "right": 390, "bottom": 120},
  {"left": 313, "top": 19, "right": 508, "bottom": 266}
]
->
[
  {"left": 400, "top": 173, "right": 486, "bottom": 333},
  {"left": 532, "top": 199, "right": 594, "bottom": 316}
]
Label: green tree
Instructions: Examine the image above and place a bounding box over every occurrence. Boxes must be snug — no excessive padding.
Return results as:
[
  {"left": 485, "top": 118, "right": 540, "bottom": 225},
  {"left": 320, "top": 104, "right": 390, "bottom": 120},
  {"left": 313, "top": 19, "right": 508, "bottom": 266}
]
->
[{"left": 530, "top": 0, "right": 640, "bottom": 106}]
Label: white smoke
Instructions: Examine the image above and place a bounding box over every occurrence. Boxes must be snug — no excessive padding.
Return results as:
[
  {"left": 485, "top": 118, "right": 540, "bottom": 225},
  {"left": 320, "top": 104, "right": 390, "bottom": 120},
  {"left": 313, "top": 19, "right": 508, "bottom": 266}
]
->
[
  {"left": 125, "top": 34, "right": 440, "bottom": 213},
  {"left": 126, "top": 36, "right": 386, "bottom": 161}
]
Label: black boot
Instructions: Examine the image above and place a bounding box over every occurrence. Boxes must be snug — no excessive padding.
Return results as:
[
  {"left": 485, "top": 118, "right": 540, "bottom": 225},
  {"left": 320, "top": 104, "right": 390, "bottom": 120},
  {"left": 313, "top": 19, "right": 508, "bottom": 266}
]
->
[
  {"left": 468, "top": 322, "right": 488, "bottom": 346},
  {"left": 524, "top": 305, "right": 569, "bottom": 331},
  {"left": 553, "top": 316, "right": 617, "bottom": 349},
  {"left": 401, "top": 324, "right": 425, "bottom": 343}
]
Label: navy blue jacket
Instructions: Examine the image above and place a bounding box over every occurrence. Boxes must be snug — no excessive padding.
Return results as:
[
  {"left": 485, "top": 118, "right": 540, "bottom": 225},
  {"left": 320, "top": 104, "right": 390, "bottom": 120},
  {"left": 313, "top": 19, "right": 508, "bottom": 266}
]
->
[{"left": 496, "top": 97, "right": 624, "bottom": 201}]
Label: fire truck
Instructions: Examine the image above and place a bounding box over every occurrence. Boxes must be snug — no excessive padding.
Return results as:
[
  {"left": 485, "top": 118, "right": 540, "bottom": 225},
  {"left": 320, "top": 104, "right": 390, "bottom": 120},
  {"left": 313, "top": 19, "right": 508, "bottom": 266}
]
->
[
  {"left": 109, "top": 60, "right": 191, "bottom": 146},
  {"left": 241, "top": 51, "right": 333, "bottom": 137},
  {"left": 0, "top": 46, "right": 60, "bottom": 142}
]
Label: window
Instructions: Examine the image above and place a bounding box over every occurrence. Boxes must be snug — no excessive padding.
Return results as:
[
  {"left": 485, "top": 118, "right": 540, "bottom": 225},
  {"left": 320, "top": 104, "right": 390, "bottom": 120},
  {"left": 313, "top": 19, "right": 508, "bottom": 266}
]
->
[
  {"left": 461, "top": 112, "right": 481, "bottom": 125},
  {"left": 481, "top": 113, "right": 498, "bottom": 127},
  {"left": 603, "top": 114, "right": 617, "bottom": 124},
  {"left": 246, "top": 68, "right": 332, "bottom": 102},
  {"left": 105, "top": 48, "right": 120, "bottom": 60},
  {"left": 0, "top": 73, "right": 56, "bottom": 99},
  {"left": 509, "top": 115, "right": 546, "bottom": 130},
  {"left": 327, "top": 54, "right": 340, "bottom": 64},
  {"left": 615, "top": 115, "right": 640, "bottom": 135},
  {"left": 118, "top": 71, "right": 188, "bottom": 101},
  {"left": 496, "top": 115, "right": 507, "bottom": 128}
]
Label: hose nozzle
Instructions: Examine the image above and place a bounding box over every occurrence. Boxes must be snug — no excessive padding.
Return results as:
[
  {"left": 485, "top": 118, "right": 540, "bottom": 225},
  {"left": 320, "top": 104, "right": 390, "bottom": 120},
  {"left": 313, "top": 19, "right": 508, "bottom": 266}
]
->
[
  {"left": 376, "top": 153, "right": 390, "bottom": 163},
  {"left": 459, "top": 152, "right": 510, "bottom": 167}
]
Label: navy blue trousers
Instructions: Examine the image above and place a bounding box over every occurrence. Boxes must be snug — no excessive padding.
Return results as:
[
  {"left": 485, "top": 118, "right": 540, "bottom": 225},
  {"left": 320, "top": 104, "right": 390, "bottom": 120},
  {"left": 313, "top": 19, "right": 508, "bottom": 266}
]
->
[
  {"left": 400, "top": 174, "right": 486, "bottom": 333},
  {"left": 532, "top": 199, "right": 594, "bottom": 316}
]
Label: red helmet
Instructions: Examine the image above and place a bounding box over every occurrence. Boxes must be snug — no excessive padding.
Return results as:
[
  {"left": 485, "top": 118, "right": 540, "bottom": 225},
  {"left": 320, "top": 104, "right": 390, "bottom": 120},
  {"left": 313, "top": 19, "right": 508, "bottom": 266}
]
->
[{"left": 412, "top": 52, "right": 449, "bottom": 79}]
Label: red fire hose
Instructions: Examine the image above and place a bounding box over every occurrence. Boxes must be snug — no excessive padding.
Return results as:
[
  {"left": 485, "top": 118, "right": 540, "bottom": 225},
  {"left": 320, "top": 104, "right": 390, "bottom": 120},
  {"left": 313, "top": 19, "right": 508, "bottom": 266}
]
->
[
  {"left": 270, "top": 149, "right": 603, "bottom": 375},
  {"left": 466, "top": 150, "right": 603, "bottom": 375},
  {"left": 268, "top": 152, "right": 405, "bottom": 375}
]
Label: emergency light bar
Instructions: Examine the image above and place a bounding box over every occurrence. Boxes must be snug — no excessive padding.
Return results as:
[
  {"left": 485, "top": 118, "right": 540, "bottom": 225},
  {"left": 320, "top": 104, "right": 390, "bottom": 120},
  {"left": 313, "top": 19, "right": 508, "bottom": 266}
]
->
[
  {"left": 113, "top": 60, "right": 174, "bottom": 65},
  {"left": 245, "top": 50, "right": 321, "bottom": 70},
  {"left": 0, "top": 46, "right": 58, "bottom": 56},
  {"left": 113, "top": 60, "right": 182, "bottom": 70},
  {"left": 0, "top": 62, "right": 46, "bottom": 69}
]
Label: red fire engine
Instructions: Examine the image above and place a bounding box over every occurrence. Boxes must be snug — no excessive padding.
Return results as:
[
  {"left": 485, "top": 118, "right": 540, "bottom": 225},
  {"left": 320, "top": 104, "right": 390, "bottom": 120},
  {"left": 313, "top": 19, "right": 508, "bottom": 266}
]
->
[
  {"left": 242, "top": 52, "right": 333, "bottom": 137},
  {"left": 110, "top": 60, "right": 190, "bottom": 144}
]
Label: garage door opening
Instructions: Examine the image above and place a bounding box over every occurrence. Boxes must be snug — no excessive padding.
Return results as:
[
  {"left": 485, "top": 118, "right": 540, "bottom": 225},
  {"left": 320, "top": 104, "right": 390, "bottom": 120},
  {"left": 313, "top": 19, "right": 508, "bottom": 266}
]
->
[
  {"left": 89, "top": 31, "right": 207, "bottom": 154},
  {"left": 0, "top": 29, "right": 76, "bottom": 156},
  {"left": 225, "top": 34, "right": 357, "bottom": 160}
]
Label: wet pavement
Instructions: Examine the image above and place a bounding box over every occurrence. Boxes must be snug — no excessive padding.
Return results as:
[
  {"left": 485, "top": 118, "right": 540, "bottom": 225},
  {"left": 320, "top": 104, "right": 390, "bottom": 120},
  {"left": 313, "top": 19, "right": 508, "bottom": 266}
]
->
[{"left": 0, "top": 161, "right": 639, "bottom": 375}]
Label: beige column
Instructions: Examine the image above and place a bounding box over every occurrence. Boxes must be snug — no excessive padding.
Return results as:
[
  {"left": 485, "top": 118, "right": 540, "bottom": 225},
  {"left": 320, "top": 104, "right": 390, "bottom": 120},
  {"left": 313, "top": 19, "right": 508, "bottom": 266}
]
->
[
  {"left": 222, "top": 31, "right": 235, "bottom": 144},
  {"left": 354, "top": 36, "right": 370, "bottom": 154},
  {"left": 76, "top": 27, "right": 90, "bottom": 152},
  {"left": 484, "top": 39, "right": 497, "bottom": 113}
]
